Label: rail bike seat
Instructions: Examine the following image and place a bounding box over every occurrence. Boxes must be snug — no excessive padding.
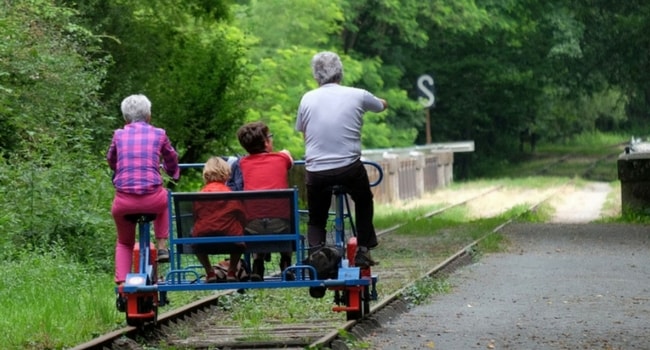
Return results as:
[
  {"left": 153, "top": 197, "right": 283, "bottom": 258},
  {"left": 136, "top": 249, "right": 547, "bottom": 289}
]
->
[
  {"left": 124, "top": 213, "right": 157, "bottom": 224},
  {"left": 171, "top": 189, "right": 300, "bottom": 255},
  {"left": 331, "top": 185, "right": 347, "bottom": 195}
]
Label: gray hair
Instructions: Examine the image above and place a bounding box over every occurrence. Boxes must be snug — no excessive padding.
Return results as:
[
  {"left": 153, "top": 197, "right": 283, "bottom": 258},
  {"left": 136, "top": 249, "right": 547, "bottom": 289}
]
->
[
  {"left": 311, "top": 51, "right": 343, "bottom": 86},
  {"left": 120, "top": 94, "right": 151, "bottom": 122}
]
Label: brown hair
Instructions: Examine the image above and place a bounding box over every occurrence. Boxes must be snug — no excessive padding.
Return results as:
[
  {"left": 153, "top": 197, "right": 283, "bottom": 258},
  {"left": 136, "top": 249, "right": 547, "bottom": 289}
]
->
[
  {"left": 237, "top": 121, "right": 270, "bottom": 154},
  {"left": 202, "top": 157, "right": 231, "bottom": 184}
]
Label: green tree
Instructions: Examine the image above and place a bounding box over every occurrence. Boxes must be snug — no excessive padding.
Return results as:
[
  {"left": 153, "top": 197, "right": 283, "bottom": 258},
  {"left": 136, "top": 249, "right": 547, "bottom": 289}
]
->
[
  {"left": 233, "top": 0, "right": 421, "bottom": 157},
  {"left": 0, "top": 0, "right": 108, "bottom": 156},
  {"left": 0, "top": 0, "right": 115, "bottom": 266},
  {"left": 572, "top": 1, "right": 650, "bottom": 129},
  {"left": 75, "top": 0, "right": 252, "bottom": 163}
]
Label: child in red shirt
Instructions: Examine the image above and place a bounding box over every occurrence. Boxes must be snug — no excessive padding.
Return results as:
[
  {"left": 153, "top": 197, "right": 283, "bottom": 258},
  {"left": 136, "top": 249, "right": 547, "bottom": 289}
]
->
[
  {"left": 236, "top": 121, "right": 294, "bottom": 281},
  {"left": 192, "top": 157, "right": 246, "bottom": 282}
]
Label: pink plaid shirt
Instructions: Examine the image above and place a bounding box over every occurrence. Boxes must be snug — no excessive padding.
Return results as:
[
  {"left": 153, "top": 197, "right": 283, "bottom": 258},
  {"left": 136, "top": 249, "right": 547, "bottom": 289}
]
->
[{"left": 107, "top": 121, "right": 180, "bottom": 194}]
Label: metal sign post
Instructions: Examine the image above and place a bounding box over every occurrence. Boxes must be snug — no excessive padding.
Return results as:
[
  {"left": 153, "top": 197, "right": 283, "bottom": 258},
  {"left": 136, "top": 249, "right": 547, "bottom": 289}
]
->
[{"left": 425, "top": 109, "right": 432, "bottom": 145}]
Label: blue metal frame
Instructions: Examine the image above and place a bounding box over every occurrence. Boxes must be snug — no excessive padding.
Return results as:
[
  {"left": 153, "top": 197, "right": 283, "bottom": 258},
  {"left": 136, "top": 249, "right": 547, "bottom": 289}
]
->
[
  {"left": 121, "top": 217, "right": 155, "bottom": 294},
  {"left": 124, "top": 161, "right": 383, "bottom": 295}
]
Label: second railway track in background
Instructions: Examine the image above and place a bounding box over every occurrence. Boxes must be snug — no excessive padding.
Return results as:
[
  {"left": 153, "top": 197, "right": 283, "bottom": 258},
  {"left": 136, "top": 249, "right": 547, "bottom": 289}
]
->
[{"left": 74, "top": 149, "right": 621, "bottom": 349}]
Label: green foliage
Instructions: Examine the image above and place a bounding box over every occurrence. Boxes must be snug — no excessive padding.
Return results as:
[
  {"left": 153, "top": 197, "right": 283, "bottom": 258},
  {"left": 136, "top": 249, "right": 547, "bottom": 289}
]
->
[
  {"left": 0, "top": 247, "right": 118, "bottom": 349},
  {"left": 74, "top": 0, "right": 251, "bottom": 163},
  {"left": 402, "top": 276, "right": 452, "bottom": 306},
  {"left": 152, "top": 22, "right": 253, "bottom": 162},
  {"left": 339, "top": 0, "right": 490, "bottom": 55},
  {"left": 238, "top": 47, "right": 316, "bottom": 157},
  {"left": 0, "top": 0, "right": 109, "bottom": 155},
  {"left": 537, "top": 130, "right": 626, "bottom": 154},
  {"left": 477, "top": 231, "right": 506, "bottom": 253},
  {"left": 234, "top": 0, "right": 344, "bottom": 50},
  {"left": 0, "top": 151, "right": 116, "bottom": 270},
  {"left": 334, "top": 329, "right": 372, "bottom": 349},
  {"left": 216, "top": 287, "right": 337, "bottom": 323},
  {"left": 4, "top": 0, "right": 650, "bottom": 346},
  {"left": 611, "top": 198, "right": 650, "bottom": 224},
  {"left": 536, "top": 87, "right": 629, "bottom": 142},
  {"left": 0, "top": 0, "right": 115, "bottom": 272},
  {"left": 233, "top": 1, "right": 423, "bottom": 158}
]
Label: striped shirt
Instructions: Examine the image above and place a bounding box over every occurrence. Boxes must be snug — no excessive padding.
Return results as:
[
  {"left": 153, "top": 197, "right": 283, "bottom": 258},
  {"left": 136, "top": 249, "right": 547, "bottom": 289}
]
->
[{"left": 107, "top": 121, "right": 180, "bottom": 194}]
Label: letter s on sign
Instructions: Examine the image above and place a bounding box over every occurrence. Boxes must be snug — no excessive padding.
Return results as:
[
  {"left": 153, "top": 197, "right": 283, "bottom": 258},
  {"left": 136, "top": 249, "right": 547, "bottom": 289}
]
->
[{"left": 417, "top": 74, "right": 435, "bottom": 108}]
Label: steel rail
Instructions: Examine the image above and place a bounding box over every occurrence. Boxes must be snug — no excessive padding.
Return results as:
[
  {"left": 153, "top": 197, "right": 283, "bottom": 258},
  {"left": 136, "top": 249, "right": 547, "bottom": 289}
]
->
[
  {"left": 308, "top": 181, "right": 570, "bottom": 349},
  {"left": 72, "top": 148, "right": 601, "bottom": 349},
  {"left": 70, "top": 183, "right": 511, "bottom": 350}
]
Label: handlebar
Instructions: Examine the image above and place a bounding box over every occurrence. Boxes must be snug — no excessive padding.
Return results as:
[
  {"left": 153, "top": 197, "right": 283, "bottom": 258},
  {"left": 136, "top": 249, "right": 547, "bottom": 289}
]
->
[
  {"left": 179, "top": 163, "right": 208, "bottom": 169},
  {"left": 291, "top": 160, "right": 383, "bottom": 187},
  {"left": 178, "top": 159, "right": 384, "bottom": 187}
]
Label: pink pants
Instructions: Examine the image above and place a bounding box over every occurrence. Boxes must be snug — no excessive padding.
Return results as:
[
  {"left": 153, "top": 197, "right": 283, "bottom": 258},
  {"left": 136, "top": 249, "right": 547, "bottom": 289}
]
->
[{"left": 111, "top": 187, "right": 169, "bottom": 283}]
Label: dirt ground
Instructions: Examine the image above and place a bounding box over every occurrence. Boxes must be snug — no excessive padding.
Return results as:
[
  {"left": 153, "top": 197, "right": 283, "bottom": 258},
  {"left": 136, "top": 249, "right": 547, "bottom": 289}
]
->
[
  {"left": 365, "top": 182, "right": 650, "bottom": 350},
  {"left": 546, "top": 182, "right": 614, "bottom": 223},
  {"left": 395, "top": 181, "right": 617, "bottom": 223}
]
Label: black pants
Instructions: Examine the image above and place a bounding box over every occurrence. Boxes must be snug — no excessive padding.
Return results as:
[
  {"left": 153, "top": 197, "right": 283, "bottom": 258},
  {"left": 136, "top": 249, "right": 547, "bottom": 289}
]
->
[{"left": 305, "top": 159, "right": 377, "bottom": 249}]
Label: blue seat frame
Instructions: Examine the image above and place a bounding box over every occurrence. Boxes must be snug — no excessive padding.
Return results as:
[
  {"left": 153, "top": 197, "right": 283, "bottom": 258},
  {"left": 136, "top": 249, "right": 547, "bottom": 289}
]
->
[
  {"left": 155, "top": 187, "right": 368, "bottom": 292},
  {"left": 116, "top": 160, "right": 383, "bottom": 325}
]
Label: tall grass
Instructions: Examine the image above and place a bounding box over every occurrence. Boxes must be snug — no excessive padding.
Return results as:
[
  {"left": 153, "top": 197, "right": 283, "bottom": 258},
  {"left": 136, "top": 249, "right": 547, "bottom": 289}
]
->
[
  {"left": 0, "top": 246, "right": 119, "bottom": 349},
  {"left": 538, "top": 130, "right": 627, "bottom": 155}
]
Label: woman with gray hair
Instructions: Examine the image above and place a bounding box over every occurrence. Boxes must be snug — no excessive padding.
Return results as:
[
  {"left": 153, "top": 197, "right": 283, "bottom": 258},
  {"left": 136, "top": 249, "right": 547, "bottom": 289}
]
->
[
  {"left": 295, "top": 51, "right": 388, "bottom": 272},
  {"left": 107, "top": 94, "right": 180, "bottom": 286}
]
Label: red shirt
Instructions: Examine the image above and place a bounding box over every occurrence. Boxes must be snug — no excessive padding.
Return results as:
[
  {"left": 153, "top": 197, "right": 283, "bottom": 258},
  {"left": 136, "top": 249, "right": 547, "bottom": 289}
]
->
[
  {"left": 239, "top": 152, "right": 292, "bottom": 219},
  {"left": 192, "top": 182, "right": 246, "bottom": 237}
]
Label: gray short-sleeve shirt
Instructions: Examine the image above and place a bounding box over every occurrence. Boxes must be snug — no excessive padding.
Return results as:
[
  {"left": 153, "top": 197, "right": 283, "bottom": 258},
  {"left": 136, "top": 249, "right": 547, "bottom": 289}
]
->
[{"left": 295, "top": 84, "right": 384, "bottom": 172}]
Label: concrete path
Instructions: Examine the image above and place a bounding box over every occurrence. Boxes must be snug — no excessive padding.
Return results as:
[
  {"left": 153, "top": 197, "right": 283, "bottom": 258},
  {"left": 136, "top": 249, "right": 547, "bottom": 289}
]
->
[{"left": 366, "top": 223, "right": 650, "bottom": 349}]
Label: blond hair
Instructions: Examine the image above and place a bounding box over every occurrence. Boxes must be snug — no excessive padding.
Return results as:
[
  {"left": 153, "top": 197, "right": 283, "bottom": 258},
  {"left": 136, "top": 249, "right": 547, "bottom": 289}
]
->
[{"left": 202, "top": 157, "right": 231, "bottom": 183}]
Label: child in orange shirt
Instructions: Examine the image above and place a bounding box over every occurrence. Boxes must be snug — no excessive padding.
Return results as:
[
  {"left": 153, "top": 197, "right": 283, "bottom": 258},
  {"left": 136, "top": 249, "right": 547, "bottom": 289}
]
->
[{"left": 192, "top": 157, "right": 246, "bottom": 282}]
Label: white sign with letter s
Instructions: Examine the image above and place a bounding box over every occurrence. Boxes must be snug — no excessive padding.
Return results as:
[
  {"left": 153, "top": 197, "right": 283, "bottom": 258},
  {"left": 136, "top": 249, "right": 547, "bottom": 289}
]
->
[{"left": 417, "top": 74, "right": 435, "bottom": 108}]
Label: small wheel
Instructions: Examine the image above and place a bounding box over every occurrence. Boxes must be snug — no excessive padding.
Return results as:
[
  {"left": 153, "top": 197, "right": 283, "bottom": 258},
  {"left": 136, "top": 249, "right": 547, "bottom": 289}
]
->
[
  {"left": 126, "top": 316, "right": 144, "bottom": 327},
  {"left": 345, "top": 286, "right": 370, "bottom": 321},
  {"left": 125, "top": 295, "right": 158, "bottom": 327},
  {"left": 141, "top": 295, "right": 158, "bottom": 325}
]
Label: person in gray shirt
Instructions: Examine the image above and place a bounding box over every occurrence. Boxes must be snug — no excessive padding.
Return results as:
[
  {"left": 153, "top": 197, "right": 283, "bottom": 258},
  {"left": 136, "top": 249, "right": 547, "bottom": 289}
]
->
[{"left": 295, "top": 51, "right": 388, "bottom": 269}]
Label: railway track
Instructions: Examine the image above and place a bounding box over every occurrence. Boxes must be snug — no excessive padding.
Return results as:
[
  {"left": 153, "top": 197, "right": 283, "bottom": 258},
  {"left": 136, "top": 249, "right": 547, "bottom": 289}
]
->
[
  {"left": 72, "top": 146, "right": 624, "bottom": 349},
  {"left": 72, "top": 181, "right": 571, "bottom": 350}
]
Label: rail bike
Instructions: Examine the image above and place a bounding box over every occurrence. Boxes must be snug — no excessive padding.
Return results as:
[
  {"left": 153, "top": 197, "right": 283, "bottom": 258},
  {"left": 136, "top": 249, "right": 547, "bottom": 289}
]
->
[{"left": 115, "top": 160, "right": 383, "bottom": 327}]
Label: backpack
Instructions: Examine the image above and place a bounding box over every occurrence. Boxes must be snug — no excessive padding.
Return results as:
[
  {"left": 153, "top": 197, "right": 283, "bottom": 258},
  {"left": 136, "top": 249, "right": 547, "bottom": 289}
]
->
[
  {"left": 213, "top": 259, "right": 250, "bottom": 282},
  {"left": 304, "top": 245, "right": 342, "bottom": 280}
]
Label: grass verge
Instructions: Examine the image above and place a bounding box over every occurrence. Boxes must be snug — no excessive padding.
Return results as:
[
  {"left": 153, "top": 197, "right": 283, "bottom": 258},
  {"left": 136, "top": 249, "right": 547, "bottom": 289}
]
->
[{"left": 0, "top": 246, "right": 119, "bottom": 349}]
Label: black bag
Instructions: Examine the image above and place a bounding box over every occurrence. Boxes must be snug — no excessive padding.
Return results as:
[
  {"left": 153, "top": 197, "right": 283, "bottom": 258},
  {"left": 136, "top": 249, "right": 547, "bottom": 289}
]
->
[{"left": 304, "top": 245, "right": 342, "bottom": 280}]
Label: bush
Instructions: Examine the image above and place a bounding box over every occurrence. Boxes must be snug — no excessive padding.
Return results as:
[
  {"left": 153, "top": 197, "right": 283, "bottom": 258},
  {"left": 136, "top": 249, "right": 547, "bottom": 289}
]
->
[{"left": 0, "top": 152, "right": 115, "bottom": 272}]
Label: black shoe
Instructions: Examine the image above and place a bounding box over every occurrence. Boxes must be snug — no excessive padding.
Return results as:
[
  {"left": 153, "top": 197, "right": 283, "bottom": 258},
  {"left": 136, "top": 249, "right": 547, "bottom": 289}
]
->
[
  {"left": 354, "top": 249, "right": 377, "bottom": 268},
  {"left": 284, "top": 270, "right": 296, "bottom": 281},
  {"left": 251, "top": 259, "right": 264, "bottom": 282},
  {"left": 116, "top": 294, "right": 126, "bottom": 312},
  {"left": 157, "top": 249, "right": 169, "bottom": 263},
  {"left": 280, "top": 256, "right": 294, "bottom": 281}
]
